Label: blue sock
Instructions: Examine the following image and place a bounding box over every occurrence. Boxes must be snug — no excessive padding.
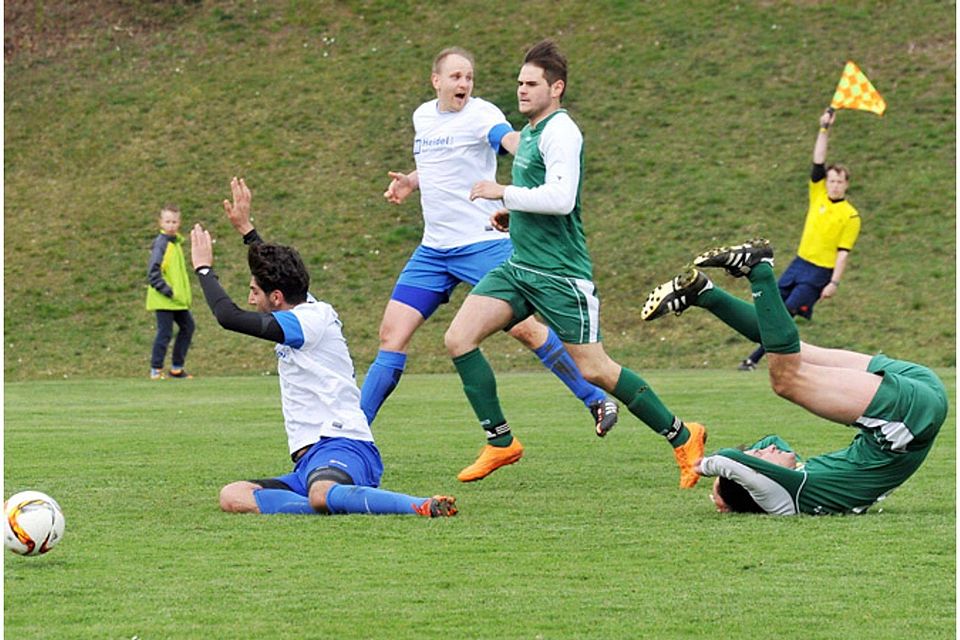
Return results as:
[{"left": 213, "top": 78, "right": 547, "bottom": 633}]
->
[
  {"left": 325, "top": 484, "right": 425, "bottom": 515},
  {"left": 533, "top": 328, "right": 605, "bottom": 407},
  {"left": 360, "top": 350, "right": 407, "bottom": 425},
  {"left": 253, "top": 489, "right": 317, "bottom": 515}
]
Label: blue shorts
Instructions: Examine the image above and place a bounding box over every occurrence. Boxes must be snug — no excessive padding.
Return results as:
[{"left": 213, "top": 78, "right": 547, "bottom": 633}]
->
[
  {"left": 265, "top": 437, "right": 384, "bottom": 495},
  {"left": 391, "top": 239, "right": 514, "bottom": 318},
  {"left": 778, "top": 257, "right": 833, "bottom": 319}
]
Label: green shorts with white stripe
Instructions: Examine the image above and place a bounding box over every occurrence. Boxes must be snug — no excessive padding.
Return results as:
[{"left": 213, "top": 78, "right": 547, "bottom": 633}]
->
[{"left": 471, "top": 260, "right": 603, "bottom": 345}]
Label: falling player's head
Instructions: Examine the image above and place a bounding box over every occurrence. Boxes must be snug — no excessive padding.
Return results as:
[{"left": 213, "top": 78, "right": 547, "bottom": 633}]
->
[{"left": 711, "top": 444, "right": 797, "bottom": 514}]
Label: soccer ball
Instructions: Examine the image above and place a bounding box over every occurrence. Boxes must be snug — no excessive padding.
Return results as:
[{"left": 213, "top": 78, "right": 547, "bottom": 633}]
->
[{"left": 3, "top": 491, "right": 65, "bottom": 556}]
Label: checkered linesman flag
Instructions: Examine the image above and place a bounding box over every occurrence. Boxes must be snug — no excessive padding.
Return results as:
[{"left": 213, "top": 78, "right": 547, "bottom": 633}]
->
[{"left": 829, "top": 60, "right": 886, "bottom": 116}]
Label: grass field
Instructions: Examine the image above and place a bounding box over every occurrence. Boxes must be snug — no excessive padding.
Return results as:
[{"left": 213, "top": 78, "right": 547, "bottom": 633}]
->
[
  {"left": 4, "top": 2, "right": 955, "bottom": 638},
  {"left": 4, "top": 370, "right": 955, "bottom": 639}
]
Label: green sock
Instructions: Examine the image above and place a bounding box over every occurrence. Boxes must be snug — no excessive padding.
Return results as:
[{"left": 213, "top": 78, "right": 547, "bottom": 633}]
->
[
  {"left": 612, "top": 367, "right": 686, "bottom": 444},
  {"left": 698, "top": 286, "right": 761, "bottom": 343},
  {"left": 452, "top": 349, "right": 511, "bottom": 446},
  {"left": 746, "top": 263, "right": 801, "bottom": 354}
]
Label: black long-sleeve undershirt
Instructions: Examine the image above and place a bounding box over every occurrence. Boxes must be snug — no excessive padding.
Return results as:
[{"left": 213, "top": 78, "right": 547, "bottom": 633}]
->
[
  {"left": 195, "top": 226, "right": 283, "bottom": 342},
  {"left": 196, "top": 268, "right": 285, "bottom": 342}
]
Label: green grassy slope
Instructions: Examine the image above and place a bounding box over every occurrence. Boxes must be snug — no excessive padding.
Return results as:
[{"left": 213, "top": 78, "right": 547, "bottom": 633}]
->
[{"left": 4, "top": 0, "right": 955, "bottom": 380}]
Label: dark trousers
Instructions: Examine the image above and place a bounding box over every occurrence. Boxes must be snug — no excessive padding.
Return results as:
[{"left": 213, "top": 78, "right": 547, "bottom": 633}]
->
[{"left": 151, "top": 309, "right": 195, "bottom": 370}]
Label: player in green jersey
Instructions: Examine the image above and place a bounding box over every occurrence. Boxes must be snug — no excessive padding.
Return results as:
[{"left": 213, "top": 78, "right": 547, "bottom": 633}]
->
[
  {"left": 642, "top": 239, "right": 947, "bottom": 514},
  {"left": 443, "top": 39, "right": 706, "bottom": 488}
]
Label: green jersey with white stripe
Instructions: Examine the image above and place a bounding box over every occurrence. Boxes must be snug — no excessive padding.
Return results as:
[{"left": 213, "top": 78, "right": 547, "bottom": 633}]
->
[
  {"left": 709, "top": 434, "right": 936, "bottom": 515},
  {"left": 701, "top": 355, "right": 947, "bottom": 515},
  {"left": 505, "top": 109, "right": 592, "bottom": 280}
]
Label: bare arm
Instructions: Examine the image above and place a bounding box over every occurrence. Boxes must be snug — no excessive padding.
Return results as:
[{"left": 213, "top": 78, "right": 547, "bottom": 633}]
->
[
  {"left": 500, "top": 131, "right": 520, "bottom": 155},
  {"left": 813, "top": 109, "right": 835, "bottom": 165},
  {"left": 820, "top": 249, "right": 850, "bottom": 300}
]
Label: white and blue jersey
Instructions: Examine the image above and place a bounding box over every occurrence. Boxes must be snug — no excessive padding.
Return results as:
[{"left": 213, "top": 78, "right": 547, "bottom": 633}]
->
[
  {"left": 392, "top": 97, "right": 515, "bottom": 316},
  {"left": 412, "top": 96, "right": 513, "bottom": 249},
  {"left": 271, "top": 300, "right": 373, "bottom": 455}
]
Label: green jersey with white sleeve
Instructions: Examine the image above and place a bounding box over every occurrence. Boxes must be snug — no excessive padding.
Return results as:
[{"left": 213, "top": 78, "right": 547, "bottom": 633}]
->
[{"left": 502, "top": 109, "right": 592, "bottom": 280}]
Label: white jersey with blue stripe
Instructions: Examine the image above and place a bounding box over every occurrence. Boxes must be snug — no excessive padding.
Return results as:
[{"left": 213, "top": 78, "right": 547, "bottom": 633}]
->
[
  {"left": 271, "top": 298, "right": 373, "bottom": 455},
  {"left": 413, "top": 96, "right": 513, "bottom": 249}
]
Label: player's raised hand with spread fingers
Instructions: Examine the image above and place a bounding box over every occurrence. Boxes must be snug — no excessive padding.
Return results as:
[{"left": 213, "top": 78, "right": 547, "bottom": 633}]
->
[
  {"left": 223, "top": 176, "right": 254, "bottom": 235},
  {"left": 190, "top": 223, "right": 214, "bottom": 270}
]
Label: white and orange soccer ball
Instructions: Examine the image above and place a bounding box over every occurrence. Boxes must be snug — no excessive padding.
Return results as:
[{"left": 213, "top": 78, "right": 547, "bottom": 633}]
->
[{"left": 4, "top": 490, "right": 65, "bottom": 556}]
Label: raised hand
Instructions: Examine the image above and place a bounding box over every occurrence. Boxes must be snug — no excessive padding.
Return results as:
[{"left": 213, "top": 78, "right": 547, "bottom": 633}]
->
[
  {"left": 223, "top": 176, "right": 254, "bottom": 235},
  {"left": 190, "top": 223, "right": 215, "bottom": 270}
]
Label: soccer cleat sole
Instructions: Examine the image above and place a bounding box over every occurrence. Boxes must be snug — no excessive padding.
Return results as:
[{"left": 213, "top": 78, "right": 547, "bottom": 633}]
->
[
  {"left": 641, "top": 268, "right": 710, "bottom": 321},
  {"left": 693, "top": 238, "right": 773, "bottom": 277}
]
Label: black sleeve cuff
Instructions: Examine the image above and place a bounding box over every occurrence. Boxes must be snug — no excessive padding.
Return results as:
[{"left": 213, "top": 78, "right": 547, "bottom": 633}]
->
[{"left": 243, "top": 229, "right": 263, "bottom": 245}]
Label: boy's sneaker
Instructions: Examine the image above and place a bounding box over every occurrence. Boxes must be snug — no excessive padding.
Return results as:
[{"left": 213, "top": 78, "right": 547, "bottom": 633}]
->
[
  {"left": 414, "top": 495, "right": 458, "bottom": 518},
  {"left": 589, "top": 398, "right": 619, "bottom": 437},
  {"left": 641, "top": 268, "right": 713, "bottom": 321},
  {"left": 457, "top": 438, "right": 524, "bottom": 482},
  {"left": 693, "top": 238, "right": 774, "bottom": 277},
  {"left": 168, "top": 368, "right": 193, "bottom": 379},
  {"left": 673, "top": 422, "right": 707, "bottom": 489},
  {"left": 737, "top": 359, "right": 757, "bottom": 372},
  {"left": 150, "top": 368, "right": 165, "bottom": 380}
]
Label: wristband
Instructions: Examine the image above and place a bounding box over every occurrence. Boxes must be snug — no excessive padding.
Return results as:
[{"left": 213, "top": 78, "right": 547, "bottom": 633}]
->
[
  {"left": 829, "top": 280, "right": 840, "bottom": 286},
  {"left": 819, "top": 127, "right": 829, "bottom": 134}
]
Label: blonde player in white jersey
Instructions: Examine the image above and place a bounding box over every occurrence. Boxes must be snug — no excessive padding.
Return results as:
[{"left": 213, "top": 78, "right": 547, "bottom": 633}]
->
[{"left": 362, "top": 47, "right": 618, "bottom": 449}]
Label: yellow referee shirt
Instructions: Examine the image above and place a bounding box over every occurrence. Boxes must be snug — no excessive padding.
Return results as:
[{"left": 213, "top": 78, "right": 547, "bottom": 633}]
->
[{"left": 796, "top": 179, "right": 861, "bottom": 268}]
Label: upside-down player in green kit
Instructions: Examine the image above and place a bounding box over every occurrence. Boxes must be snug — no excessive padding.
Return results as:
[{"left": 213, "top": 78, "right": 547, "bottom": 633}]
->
[{"left": 642, "top": 239, "right": 948, "bottom": 514}]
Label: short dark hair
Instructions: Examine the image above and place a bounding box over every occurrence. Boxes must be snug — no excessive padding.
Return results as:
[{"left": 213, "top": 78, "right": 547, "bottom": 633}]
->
[
  {"left": 248, "top": 242, "right": 309, "bottom": 305},
  {"left": 523, "top": 39, "right": 567, "bottom": 98},
  {"left": 433, "top": 47, "right": 474, "bottom": 74},
  {"left": 716, "top": 477, "right": 766, "bottom": 514},
  {"left": 827, "top": 163, "right": 851, "bottom": 182}
]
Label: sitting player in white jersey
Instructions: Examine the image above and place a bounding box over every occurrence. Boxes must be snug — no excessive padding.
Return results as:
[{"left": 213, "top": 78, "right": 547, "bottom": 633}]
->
[
  {"left": 362, "top": 46, "right": 617, "bottom": 448},
  {"left": 190, "top": 177, "right": 456, "bottom": 517},
  {"left": 642, "top": 239, "right": 948, "bottom": 514}
]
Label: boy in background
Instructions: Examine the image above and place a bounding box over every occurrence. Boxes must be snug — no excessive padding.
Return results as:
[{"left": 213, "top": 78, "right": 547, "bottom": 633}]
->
[{"left": 146, "top": 205, "right": 195, "bottom": 379}]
